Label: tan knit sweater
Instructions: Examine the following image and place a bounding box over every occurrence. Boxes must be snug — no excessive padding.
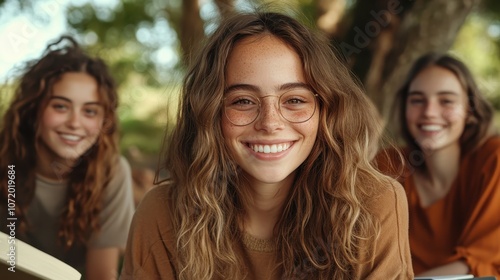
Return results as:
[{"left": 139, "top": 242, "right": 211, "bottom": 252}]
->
[{"left": 120, "top": 182, "right": 413, "bottom": 279}]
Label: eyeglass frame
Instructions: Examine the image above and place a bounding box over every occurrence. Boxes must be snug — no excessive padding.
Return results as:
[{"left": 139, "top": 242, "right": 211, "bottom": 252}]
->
[{"left": 222, "top": 89, "right": 319, "bottom": 126}]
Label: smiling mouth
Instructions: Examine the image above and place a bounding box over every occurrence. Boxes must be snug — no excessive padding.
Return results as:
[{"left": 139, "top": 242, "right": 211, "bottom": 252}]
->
[
  {"left": 419, "top": 125, "right": 443, "bottom": 132},
  {"left": 59, "top": 133, "right": 83, "bottom": 142},
  {"left": 247, "top": 142, "right": 292, "bottom": 154}
]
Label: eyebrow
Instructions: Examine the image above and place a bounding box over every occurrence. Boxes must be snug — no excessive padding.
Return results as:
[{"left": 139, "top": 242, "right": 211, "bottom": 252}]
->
[
  {"left": 408, "top": 90, "right": 460, "bottom": 97},
  {"left": 225, "top": 82, "right": 311, "bottom": 94},
  {"left": 50, "top": 96, "right": 102, "bottom": 106}
]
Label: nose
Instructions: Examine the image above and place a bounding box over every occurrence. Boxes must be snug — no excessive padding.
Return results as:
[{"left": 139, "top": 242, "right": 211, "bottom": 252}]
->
[
  {"left": 254, "top": 97, "right": 285, "bottom": 132},
  {"left": 66, "top": 110, "right": 82, "bottom": 129},
  {"left": 422, "top": 99, "right": 440, "bottom": 118}
]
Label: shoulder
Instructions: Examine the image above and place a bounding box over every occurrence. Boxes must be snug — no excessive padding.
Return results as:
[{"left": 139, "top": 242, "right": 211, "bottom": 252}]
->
[
  {"left": 128, "top": 184, "right": 176, "bottom": 251},
  {"left": 467, "top": 135, "right": 500, "bottom": 166},
  {"left": 104, "top": 156, "right": 132, "bottom": 191},
  {"left": 133, "top": 183, "right": 174, "bottom": 232},
  {"left": 136, "top": 183, "right": 171, "bottom": 210},
  {"left": 121, "top": 184, "right": 177, "bottom": 279},
  {"left": 478, "top": 135, "right": 500, "bottom": 155},
  {"left": 101, "top": 156, "right": 133, "bottom": 200},
  {"left": 365, "top": 179, "right": 408, "bottom": 221},
  {"left": 114, "top": 156, "right": 132, "bottom": 178},
  {"left": 90, "top": 157, "right": 135, "bottom": 247},
  {"left": 356, "top": 179, "right": 413, "bottom": 278},
  {"left": 95, "top": 157, "right": 134, "bottom": 236}
]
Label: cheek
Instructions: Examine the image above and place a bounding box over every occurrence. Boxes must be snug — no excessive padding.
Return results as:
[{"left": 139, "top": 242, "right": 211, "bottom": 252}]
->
[
  {"left": 221, "top": 118, "right": 236, "bottom": 141},
  {"left": 41, "top": 109, "right": 64, "bottom": 129},
  {"left": 405, "top": 109, "right": 423, "bottom": 133},
  {"left": 220, "top": 122, "right": 242, "bottom": 161},
  {"left": 308, "top": 121, "right": 319, "bottom": 139},
  {"left": 84, "top": 118, "right": 104, "bottom": 136},
  {"left": 444, "top": 107, "right": 467, "bottom": 123},
  {"left": 301, "top": 115, "right": 319, "bottom": 144},
  {"left": 405, "top": 107, "right": 418, "bottom": 123}
]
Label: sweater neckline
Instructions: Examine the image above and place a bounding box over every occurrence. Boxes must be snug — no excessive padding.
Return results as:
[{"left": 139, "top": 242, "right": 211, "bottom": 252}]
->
[{"left": 241, "top": 232, "right": 275, "bottom": 253}]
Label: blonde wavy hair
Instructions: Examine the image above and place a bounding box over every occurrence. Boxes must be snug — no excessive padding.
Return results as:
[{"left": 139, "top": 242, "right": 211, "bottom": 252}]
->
[
  {"left": 162, "top": 10, "right": 390, "bottom": 279},
  {"left": 0, "top": 36, "right": 119, "bottom": 248}
]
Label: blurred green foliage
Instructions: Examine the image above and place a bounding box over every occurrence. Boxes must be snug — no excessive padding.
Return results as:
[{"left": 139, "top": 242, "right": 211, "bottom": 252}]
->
[
  {"left": 119, "top": 118, "right": 164, "bottom": 155},
  {"left": 117, "top": 79, "right": 180, "bottom": 158},
  {"left": 65, "top": 0, "right": 177, "bottom": 86},
  {"left": 452, "top": 12, "right": 500, "bottom": 111}
]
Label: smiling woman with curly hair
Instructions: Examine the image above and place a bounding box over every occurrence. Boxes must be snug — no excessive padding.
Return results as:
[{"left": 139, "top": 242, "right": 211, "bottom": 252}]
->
[{"left": 0, "top": 36, "right": 134, "bottom": 279}]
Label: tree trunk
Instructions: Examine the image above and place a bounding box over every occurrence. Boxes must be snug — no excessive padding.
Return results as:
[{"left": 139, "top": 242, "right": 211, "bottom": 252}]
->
[
  {"left": 180, "top": 0, "right": 205, "bottom": 66},
  {"left": 316, "top": 0, "right": 346, "bottom": 35},
  {"left": 332, "top": 0, "right": 480, "bottom": 123},
  {"left": 214, "top": 0, "right": 235, "bottom": 18},
  {"left": 178, "top": 0, "right": 235, "bottom": 66},
  {"left": 378, "top": 0, "right": 481, "bottom": 121}
]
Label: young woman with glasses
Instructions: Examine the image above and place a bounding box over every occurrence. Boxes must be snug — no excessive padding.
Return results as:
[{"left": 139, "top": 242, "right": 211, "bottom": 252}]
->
[{"left": 121, "top": 10, "right": 413, "bottom": 279}]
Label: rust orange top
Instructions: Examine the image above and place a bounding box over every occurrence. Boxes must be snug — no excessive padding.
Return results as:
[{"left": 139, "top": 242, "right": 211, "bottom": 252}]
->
[{"left": 376, "top": 136, "right": 500, "bottom": 276}]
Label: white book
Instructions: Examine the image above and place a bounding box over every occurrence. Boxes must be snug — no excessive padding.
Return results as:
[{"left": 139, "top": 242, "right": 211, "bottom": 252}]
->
[{"left": 0, "top": 231, "right": 81, "bottom": 280}]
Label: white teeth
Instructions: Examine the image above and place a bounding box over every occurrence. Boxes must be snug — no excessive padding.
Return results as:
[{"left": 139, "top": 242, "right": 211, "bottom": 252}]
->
[
  {"left": 250, "top": 143, "right": 290, "bottom": 154},
  {"left": 264, "top": 146, "right": 271, "bottom": 153},
  {"left": 420, "top": 125, "right": 442, "bottom": 132},
  {"left": 60, "top": 134, "right": 81, "bottom": 141}
]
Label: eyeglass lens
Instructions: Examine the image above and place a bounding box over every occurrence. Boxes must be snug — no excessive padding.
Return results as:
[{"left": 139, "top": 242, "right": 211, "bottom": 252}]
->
[{"left": 224, "top": 89, "right": 316, "bottom": 126}]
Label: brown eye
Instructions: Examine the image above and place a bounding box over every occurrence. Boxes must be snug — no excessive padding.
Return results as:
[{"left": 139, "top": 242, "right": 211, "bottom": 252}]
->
[
  {"left": 408, "top": 98, "right": 424, "bottom": 105},
  {"left": 83, "top": 106, "right": 102, "bottom": 117},
  {"left": 52, "top": 103, "right": 68, "bottom": 111}
]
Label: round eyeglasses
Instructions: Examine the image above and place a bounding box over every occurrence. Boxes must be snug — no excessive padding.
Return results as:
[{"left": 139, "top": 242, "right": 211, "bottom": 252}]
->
[{"left": 223, "top": 89, "right": 318, "bottom": 126}]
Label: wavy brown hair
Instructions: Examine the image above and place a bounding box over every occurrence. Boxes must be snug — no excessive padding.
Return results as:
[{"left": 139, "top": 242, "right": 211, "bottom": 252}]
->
[
  {"left": 394, "top": 53, "right": 495, "bottom": 169},
  {"left": 162, "top": 10, "right": 390, "bottom": 279},
  {"left": 0, "top": 36, "right": 119, "bottom": 248}
]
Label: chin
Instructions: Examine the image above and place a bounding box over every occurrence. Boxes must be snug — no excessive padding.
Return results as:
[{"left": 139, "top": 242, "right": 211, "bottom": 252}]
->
[
  {"left": 258, "top": 178, "right": 288, "bottom": 184},
  {"left": 55, "top": 151, "right": 83, "bottom": 163},
  {"left": 253, "top": 171, "right": 295, "bottom": 184}
]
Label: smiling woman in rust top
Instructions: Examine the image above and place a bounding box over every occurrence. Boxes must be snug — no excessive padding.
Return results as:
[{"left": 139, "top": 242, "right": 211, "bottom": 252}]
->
[{"left": 376, "top": 53, "right": 500, "bottom": 277}]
